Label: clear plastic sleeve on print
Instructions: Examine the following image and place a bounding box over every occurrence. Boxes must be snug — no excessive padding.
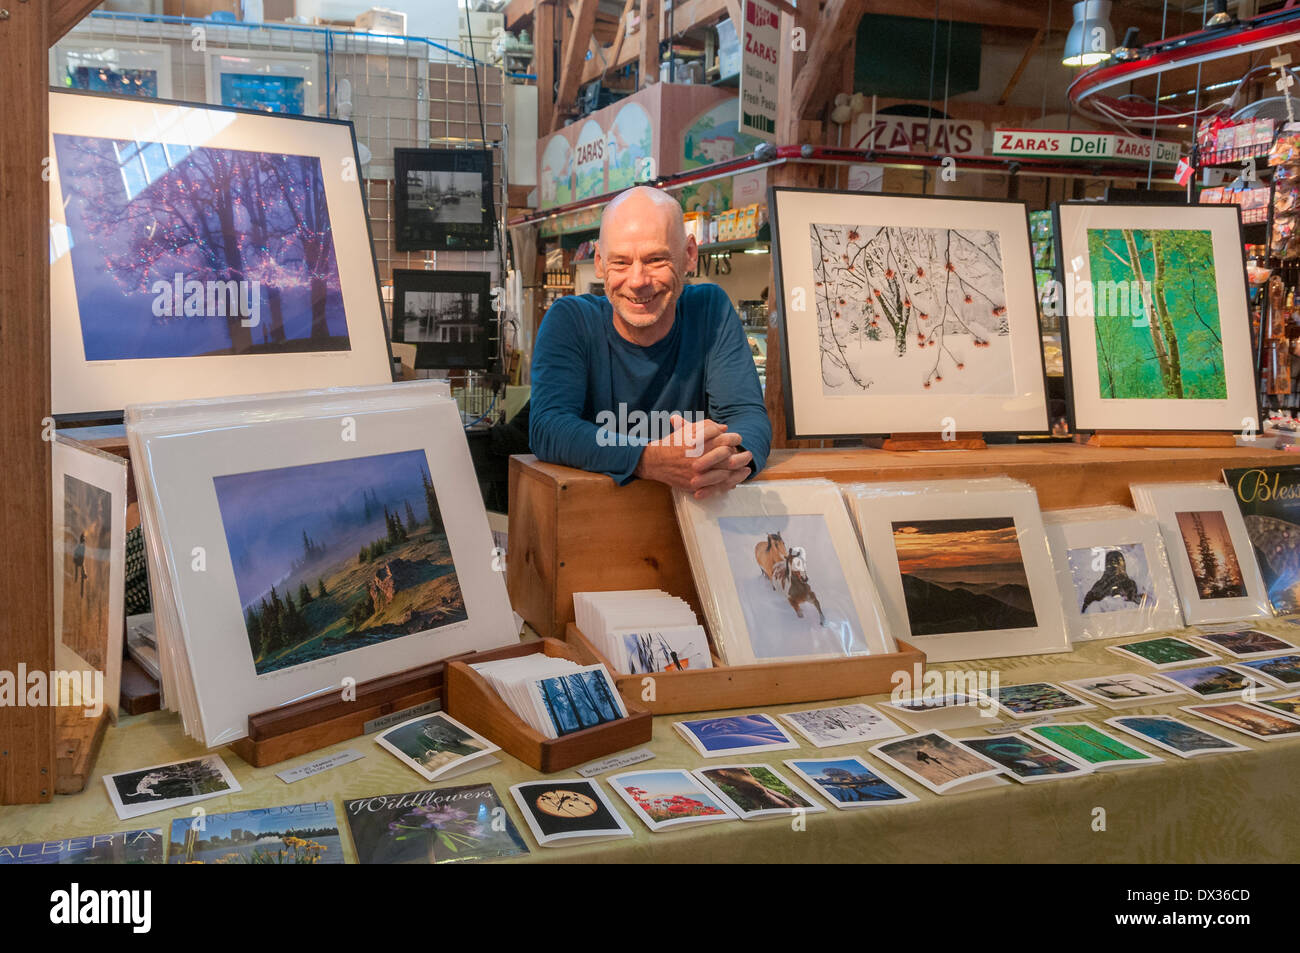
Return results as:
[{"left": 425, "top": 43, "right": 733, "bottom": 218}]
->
[
  {"left": 125, "top": 380, "right": 512, "bottom": 747},
  {"left": 1043, "top": 505, "right": 1185, "bottom": 642},
  {"left": 842, "top": 478, "right": 1071, "bottom": 663},
  {"left": 673, "top": 479, "right": 896, "bottom": 667},
  {"left": 1130, "top": 481, "right": 1274, "bottom": 625}
]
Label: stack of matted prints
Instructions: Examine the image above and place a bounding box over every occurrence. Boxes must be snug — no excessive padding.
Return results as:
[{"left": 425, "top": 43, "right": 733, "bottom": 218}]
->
[
  {"left": 673, "top": 479, "right": 896, "bottom": 665},
  {"left": 1130, "top": 482, "right": 1272, "bottom": 625},
  {"left": 843, "top": 478, "right": 1070, "bottom": 662},
  {"left": 1042, "top": 505, "right": 1184, "bottom": 641},
  {"left": 572, "top": 590, "right": 712, "bottom": 674},
  {"left": 125, "top": 380, "right": 518, "bottom": 747}
]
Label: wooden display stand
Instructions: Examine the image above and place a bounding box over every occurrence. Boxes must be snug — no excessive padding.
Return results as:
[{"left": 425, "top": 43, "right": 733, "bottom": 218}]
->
[
  {"left": 566, "top": 623, "right": 925, "bottom": 715},
  {"left": 54, "top": 707, "right": 110, "bottom": 795},
  {"left": 881, "top": 432, "right": 988, "bottom": 451},
  {"left": 1086, "top": 430, "right": 1237, "bottom": 448},
  {"left": 444, "top": 638, "right": 653, "bottom": 773},
  {"left": 508, "top": 443, "right": 1290, "bottom": 639},
  {"left": 229, "top": 661, "right": 449, "bottom": 768}
]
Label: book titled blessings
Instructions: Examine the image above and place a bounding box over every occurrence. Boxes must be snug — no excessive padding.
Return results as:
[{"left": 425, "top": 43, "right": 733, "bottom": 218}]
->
[{"left": 343, "top": 783, "right": 528, "bottom": 864}]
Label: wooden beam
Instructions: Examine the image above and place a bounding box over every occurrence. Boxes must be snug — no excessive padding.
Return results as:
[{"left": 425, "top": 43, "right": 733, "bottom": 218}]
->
[
  {"left": 552, "top": 0, "right": 601, "bottom": 132},
  {"left": 998, "top": 27, "right": 1044, "bottom": 106},
  {"left": 506, "top": 0, "right": 537, "bottom": 31},
  {"left": 536, "top": 0, "right": 557, "bottom": 134},
  {"left": 789, "top": 0, "right": 861, "bottom": 122},
  {"left": 639, "top": 0, "right": 660, "bottom": 88},
  {"left": 606, "top": 0, "right": 638, "bottom": 71},
  {"left": 0, "top": 0, "right": 55, "bottom": 805},
  {"left": 51, "top": 0, "right": 104, "bottom": 43}
]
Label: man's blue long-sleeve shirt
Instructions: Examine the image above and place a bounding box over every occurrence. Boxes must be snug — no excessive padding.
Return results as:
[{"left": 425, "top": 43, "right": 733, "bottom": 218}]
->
[{"left": 529, "top": 283, "right": 772, "bottom": 485}]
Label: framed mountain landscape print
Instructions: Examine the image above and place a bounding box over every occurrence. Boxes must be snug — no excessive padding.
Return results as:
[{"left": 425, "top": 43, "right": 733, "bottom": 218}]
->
[
  {"left": 1054, "top": 202, "right": 1258, "bottom": 433},
  {"left": 126, "top": 381, "right": 517, "bottom": 746},
  {"left": 48, "top": 90, "right": 393, "bottom": 416},
  {"left": 844, "top": 479, "right": 1071, "bottom": 663},
  {"left": 768, "top": 187, "right": 1049, "bottom": 438}
]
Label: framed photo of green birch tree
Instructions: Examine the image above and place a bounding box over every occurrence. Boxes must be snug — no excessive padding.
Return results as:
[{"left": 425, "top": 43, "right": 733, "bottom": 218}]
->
[{"left": 1054, "top": 203, "right": 1258, "bottom": 433}]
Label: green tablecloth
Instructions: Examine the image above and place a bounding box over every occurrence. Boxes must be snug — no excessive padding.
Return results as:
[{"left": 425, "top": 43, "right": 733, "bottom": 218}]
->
[{"left": 3, "top": 625, "right": 1299, "bottom": 864}]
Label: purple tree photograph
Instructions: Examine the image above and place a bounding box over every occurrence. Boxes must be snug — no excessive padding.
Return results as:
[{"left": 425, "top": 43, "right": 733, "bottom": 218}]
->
[{"left": 53, "top": 133, "right": 350, "bottom": 361}]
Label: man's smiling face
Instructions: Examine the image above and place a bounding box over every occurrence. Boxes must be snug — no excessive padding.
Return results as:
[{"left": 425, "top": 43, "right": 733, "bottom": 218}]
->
[{"left": 595, "top": 187, "right": 699, "bottom": 344}]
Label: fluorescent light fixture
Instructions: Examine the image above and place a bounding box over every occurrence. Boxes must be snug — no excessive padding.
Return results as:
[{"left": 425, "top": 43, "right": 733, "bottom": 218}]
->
[{"left": 1063, "top": 1, "right": 1115, "bottom": 67}]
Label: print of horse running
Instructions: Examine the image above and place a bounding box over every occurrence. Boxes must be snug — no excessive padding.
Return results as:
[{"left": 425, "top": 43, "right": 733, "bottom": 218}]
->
[{"left": 754, "top": 532, "right": 825, "bottom": 625}]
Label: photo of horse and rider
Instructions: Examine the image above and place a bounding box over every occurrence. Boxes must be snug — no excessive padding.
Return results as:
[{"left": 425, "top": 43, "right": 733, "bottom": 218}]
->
[{"left": 717, "top": 513, "right": 871, "bottom": 660}]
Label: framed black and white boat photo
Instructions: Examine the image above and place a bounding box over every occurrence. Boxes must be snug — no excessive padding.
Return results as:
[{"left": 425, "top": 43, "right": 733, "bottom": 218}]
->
[
  {"left": 391, "top": 269, "right": 494, "bottom": 370},
  {"left": 394, "top": 147, "right": 496, "bottom": 251}
]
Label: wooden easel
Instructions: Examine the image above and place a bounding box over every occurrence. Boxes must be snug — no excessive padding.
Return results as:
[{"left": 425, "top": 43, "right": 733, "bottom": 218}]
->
[
  {"left": 881, "top": 432, "right": 989, "bottom": 451},
  {"left": 1085, "top": 430, "right": 1237, "bottom": 448}
]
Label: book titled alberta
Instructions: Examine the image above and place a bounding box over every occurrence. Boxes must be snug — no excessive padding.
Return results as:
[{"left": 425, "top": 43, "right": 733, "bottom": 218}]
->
[
  {"left": 343, "top": 783, "right": 529, "bottom": 864},
  {"left": 0, "top": 828, "right": 163, "bottom": 864}
]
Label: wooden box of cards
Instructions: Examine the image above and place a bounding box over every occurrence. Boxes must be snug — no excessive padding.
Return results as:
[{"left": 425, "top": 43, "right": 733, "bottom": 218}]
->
[
  {"left": 443, "top": 638, "right": 654, "bottom": 773},
  {"left": 565, "top": 623, "right": 926, "bottom": 715}
]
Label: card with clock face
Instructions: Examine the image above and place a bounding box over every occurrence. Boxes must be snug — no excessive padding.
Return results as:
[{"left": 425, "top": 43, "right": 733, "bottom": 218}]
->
[{"left": 508, "top": 779, "right": 632, "bottom": 848}]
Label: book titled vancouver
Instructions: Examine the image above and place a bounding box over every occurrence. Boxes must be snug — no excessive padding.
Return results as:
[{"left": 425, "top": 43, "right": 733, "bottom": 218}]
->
[
  {"left": 343, "top": 783, "right": 528, "bottom": 864},
  {"left": 1223, "top": 465, "right": 1300, "bottom": 613},
  {"left": 168, "top": 801, "right": 343, "bottom": 864},
  {"left": 0, "top": 828, "right": 163, "bottom": 864}
]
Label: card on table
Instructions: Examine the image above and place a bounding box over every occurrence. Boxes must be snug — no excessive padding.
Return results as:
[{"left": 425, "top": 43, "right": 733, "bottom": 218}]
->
[
  {"left": 606, "top": 769, "right": 737, "bottom": 832},
  {"left": 958, "top": 733, "right": 1092, "bottom": 783},
  {"left": 103, "top": 754, "right": 241, "bottom": 820},
  {"left": 1153, "top": 664, "right": 1271, "bottom": 700},
  {"left": 1231, "top": 655, "right": 1300, "bottom": 688},
  {"left": 1249, "top": 691, "right": 1300, "bottom": 720},
  {"left": 343, "top": 783, "right": 529, "bottom": 864},
  {"left": 1188, "top": 628, "right": 1297, "bottom": 658},
  {"left": 777, "top": 703, "right": 905, "bottom": 747},
  {"left": 868, "top": 730, "right": 1009, "bottom": 795},
  {"left": 783, "top": 756, "right": 918, "bottom": 809},
  {"left": 988, "top": 682, "right": 1095, "bottom": 719},
  {"left": 1026, "top": 722, "right": 1163, "bottom": 770},
  {"left": 673, "top": 713, "right": 798, "bottom": 758},
  {"left": 375, "top": 711, "right": 500, "bottom": 783},
  {"left": 1106, "top": 636, "right": 1217, "bottom": 670},
  {"left": 692, "top": 764, "right": 826, "bottom": 820},
  {"left": 1061, "top": 672, "right": 1187, "bottom": 709},
  {"left": 1179, "top": 702, "right": 1300, "bottom": 742},
  {"left": 0, "top": 828, "right": 163, "bottom": 865},
  {"left": 509, "top": 779, "right": 633, "bottom": 847},
  {"left": 877, "top": 693, "right": 1000, "bottom": 730},
  {"left": 1105, "top": 714, "right": 1249, "bottom": 758}
]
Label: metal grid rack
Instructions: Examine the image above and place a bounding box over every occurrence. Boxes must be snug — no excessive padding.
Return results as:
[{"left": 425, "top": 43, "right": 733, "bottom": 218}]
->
[{"left": 58, "top": 12, "right": 510, "bottom": 426}]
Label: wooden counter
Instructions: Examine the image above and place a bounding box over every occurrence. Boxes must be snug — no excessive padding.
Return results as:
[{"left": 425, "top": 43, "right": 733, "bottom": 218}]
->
[{"left": 506, "top": 443, "right": 1290, "bottom": 638}]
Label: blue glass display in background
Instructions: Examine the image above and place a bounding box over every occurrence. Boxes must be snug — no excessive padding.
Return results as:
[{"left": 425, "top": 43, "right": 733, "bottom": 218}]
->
[{"left": 220, "top": 73, "right": 306, "bottom": 114}]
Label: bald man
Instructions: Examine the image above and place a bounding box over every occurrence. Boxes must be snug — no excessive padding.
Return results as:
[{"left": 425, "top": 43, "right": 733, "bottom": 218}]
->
[{"left": 530, "top": 186, "right": 771, "bottom": 498}]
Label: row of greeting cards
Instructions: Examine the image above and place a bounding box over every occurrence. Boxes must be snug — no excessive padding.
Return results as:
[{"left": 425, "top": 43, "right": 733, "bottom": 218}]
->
[
  {"left": 12, "top": 639, "right": 1300, "bottom": 863},
  {"left": 768, "top": 190, "right": 1257, "bottom": 440},
  {"left": 666, "top": 464, "right": 1300, "bottom": 671}
]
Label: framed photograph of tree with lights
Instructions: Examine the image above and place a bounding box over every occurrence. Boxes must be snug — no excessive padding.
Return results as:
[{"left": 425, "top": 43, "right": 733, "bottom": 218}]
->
[
  {"left": 47, "top": 90, "right": 393, "bottom": 416},
  {"left": 1054, "top": 202, "right": 1258, "bottom": 433},
  {"left": 768, "top": 187, "right": 1049, "bottom": 439}
]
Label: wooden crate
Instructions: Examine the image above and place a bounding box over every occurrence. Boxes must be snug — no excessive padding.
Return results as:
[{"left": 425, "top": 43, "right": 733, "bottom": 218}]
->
[
  {"left": 443, "top": 638, "right": 653, "bottom": 773},
  {"left": 507, "top": 444, "right": 1289, "bottom": 638},
  {"left": 566, "top": 624, "right": 926, "bottom": 715}
]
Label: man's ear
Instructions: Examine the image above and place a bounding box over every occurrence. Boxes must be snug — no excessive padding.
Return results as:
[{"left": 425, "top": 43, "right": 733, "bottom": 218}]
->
[
  {"left": 683, "top": 233, "right": 699, "bottom": 276},
  {"left": 594, "top": 246, "right": 605, "bottom": 279}
]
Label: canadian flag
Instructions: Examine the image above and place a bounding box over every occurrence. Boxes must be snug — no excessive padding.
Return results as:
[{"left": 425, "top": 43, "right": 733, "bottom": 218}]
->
[{"left": 1173, "top": 156, "right": 1194, "bottom": 187}]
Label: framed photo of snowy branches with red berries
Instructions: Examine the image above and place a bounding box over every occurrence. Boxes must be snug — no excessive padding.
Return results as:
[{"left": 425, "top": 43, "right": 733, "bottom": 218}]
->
[
  {"left": 768, "top": 187, "right": 1049, "bottom": 439},
  {"left": 48, "top": 90, "right": 394, "bottom": 417}
]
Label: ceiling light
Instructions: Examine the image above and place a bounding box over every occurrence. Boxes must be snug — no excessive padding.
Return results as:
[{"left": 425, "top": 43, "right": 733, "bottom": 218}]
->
[{"left": 1063, "top": 1, "right": 1115, "bottom": 67}]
